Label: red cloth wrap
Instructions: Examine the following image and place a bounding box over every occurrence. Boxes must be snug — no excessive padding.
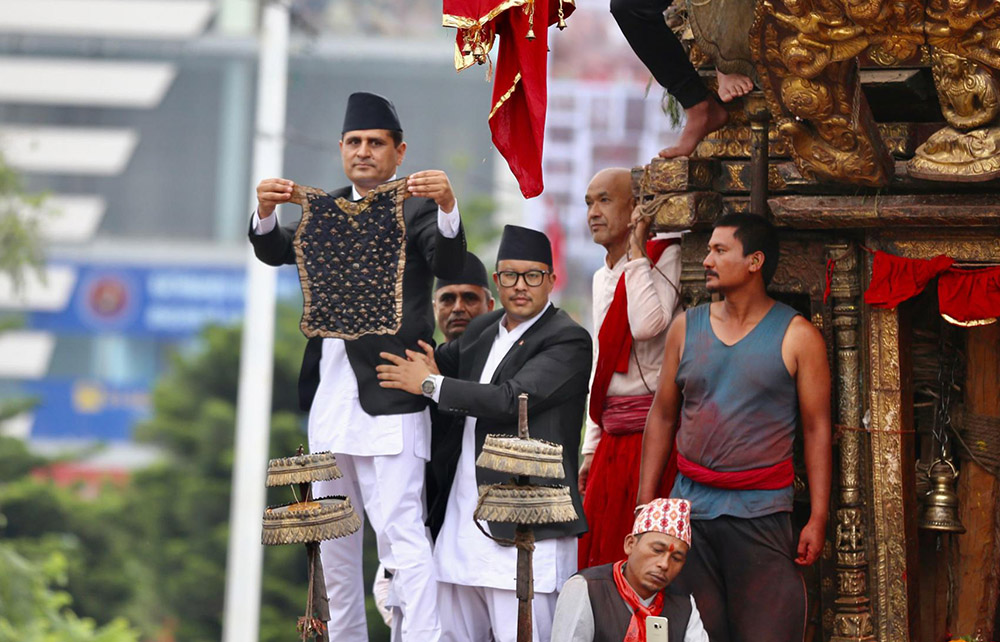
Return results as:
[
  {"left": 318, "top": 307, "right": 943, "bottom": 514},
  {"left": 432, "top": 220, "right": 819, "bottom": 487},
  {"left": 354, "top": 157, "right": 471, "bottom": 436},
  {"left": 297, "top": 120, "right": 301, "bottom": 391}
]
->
[
  {"left": 589, "top": 238, "right": 678, "bottom": 428},
  {"left": 444, "top": 0, "right": 574, "bottom": 198},
  {"left": 613, "top": 559, "right": 664, "bottom": 642},
  {"left": 938, "top": 265, "right": 1000, "bottom": 322},
  {"left": 578, "top": 395, "right": 677, "bottom": 570},
  {"left": 676, "top": 452, "right": 794, "bottom": 490},
  {"left": 602, "top": 394, "right": 655, "bottom": 435},
  {"left": 864, "top": 250, "right": 954, "bottom": 309}
]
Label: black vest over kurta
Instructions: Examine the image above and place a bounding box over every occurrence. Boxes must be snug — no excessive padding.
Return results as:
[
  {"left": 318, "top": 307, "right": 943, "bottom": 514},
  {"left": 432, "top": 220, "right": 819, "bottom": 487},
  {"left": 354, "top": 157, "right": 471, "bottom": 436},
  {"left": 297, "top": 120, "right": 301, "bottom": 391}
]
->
[{"left": 579, "top": 563, "right": 692, "bottom": 642}]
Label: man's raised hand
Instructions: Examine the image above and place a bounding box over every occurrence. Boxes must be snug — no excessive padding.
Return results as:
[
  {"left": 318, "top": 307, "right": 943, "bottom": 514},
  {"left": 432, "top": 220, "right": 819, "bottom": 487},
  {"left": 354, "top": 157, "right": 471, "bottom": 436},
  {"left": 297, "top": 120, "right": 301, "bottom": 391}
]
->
[
  {"left": 256, "top": 178, "right": 294, "bottom": 219},
  {"left": 407, "top": 170, "right": 456, "bottom": 213}
]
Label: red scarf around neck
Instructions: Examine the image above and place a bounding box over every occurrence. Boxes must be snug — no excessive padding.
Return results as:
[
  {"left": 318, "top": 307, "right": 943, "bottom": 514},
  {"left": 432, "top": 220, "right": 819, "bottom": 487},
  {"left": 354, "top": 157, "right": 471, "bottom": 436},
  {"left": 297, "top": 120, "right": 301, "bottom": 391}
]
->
[
  {"left": 589, "top": 238, "right": 677, "bottom": 427},
  {"left": 613, "top": 559, "right": 664, "bottom": 642}
]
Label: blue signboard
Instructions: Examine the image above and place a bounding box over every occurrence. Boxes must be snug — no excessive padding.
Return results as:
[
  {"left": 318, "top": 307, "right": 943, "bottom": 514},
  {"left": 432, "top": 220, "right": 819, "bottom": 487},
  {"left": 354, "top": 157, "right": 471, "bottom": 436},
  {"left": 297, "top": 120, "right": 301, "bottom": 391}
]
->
[
  {"left": 30, "top": 262, "right": 301, "bottom": 338},
  {"left": 22, "top": 379, "right": 151, "bottom": 442},
  {"left": 20, "top": 261, "right": 303, "bottom": 442}
]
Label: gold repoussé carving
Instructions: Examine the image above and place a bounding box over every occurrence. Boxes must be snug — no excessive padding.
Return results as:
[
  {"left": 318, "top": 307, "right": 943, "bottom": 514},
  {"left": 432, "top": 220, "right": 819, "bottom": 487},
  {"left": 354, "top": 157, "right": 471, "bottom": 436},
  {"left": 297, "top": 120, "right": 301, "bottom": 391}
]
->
[
  {"left": 909, "top": 49, "right": 1000, "bottom": 181},
  {"left": 867, "top": 305, "right": 910, "bottom": 641}
]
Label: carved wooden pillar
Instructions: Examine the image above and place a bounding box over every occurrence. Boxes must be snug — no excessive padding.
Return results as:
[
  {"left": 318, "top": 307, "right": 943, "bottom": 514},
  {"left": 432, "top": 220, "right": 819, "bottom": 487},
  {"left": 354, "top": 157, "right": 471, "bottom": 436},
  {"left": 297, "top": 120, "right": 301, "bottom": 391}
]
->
[{"left": 827, "top": 242, "right": 876, "bottom": 642}]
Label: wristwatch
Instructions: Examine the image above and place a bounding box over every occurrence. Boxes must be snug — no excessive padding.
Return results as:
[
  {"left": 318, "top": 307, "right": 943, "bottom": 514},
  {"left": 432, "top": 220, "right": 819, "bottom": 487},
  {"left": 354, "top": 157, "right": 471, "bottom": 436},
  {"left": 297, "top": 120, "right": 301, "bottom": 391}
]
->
[{"left": 421, "top": 375, "right": 437, "bottom": 396}]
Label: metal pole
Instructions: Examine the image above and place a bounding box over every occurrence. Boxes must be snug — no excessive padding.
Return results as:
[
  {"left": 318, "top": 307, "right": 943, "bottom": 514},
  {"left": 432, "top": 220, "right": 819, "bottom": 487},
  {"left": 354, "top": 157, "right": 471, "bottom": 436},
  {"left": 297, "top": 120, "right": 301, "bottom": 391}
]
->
[{"left": 221, "top": 2, "right": 289, "bottom": 641}]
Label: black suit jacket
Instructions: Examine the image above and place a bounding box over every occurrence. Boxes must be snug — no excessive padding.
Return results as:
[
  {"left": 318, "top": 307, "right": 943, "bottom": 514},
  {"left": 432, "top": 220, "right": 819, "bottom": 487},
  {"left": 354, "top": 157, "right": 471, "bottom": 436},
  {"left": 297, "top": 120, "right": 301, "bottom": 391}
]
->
[
  {"left": 427, "top": 305, "right": 592, "bottom": 542},
  {"left": 248, "top": 185, "right": 466, "bottom": 414}
]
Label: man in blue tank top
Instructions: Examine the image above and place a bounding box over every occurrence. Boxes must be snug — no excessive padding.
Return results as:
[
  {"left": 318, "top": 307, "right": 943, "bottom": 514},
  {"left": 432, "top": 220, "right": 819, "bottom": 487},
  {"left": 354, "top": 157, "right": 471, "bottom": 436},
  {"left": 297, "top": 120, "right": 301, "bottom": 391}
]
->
[{"left": 636, "top": 213, "right": 832, "bottom": 642}]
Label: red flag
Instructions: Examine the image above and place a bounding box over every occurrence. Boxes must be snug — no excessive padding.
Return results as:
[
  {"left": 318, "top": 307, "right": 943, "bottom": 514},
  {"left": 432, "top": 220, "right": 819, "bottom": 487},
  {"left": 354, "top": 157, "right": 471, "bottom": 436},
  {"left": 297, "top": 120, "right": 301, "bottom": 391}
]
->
[{"left": 444, "top": 0, "right": 574, "bottom": 198}]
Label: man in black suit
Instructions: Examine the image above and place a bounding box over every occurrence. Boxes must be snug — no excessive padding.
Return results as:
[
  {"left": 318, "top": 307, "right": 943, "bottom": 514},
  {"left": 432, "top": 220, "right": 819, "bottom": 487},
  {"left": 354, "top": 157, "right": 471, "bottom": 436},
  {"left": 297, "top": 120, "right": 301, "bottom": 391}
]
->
[
  {"left": 249, "top": 92, "right": 465, "bottom": 642},
  {"left": 378, "top": 225, "right": 592, "bottom": 642}
]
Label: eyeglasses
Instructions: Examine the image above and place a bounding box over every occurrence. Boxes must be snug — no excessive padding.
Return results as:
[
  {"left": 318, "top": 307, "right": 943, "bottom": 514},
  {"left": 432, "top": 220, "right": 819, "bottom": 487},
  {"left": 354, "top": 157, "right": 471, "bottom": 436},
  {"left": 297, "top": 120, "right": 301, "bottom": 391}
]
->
[{"left": 497, "top": 270, "right": 549, "bottom": 288}]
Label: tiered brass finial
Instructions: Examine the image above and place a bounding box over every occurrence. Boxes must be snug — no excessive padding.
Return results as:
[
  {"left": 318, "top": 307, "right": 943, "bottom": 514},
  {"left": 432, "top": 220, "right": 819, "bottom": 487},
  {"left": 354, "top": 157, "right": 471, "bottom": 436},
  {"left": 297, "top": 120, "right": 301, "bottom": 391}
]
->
[
  {"left": 474, "top": 393, "right": 578, "bottom": 642},
  {"left": 262, "top": 447, "right": 361, "bottom": 641}
]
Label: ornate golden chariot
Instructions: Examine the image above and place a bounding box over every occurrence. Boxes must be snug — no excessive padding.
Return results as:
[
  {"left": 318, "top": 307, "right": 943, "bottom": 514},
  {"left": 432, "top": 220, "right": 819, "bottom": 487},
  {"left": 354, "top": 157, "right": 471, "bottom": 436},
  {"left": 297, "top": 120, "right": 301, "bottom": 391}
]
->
[{"left": 638, "top": 0, "right": 1000, "bottom": 640}]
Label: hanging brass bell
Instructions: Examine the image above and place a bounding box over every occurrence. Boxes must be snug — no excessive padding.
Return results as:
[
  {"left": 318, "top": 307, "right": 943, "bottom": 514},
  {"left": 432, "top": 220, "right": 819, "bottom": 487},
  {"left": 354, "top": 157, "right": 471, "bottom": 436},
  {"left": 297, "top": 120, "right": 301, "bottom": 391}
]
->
[{"left": 918, "top": 458, "right": 966, "bottom": 533}]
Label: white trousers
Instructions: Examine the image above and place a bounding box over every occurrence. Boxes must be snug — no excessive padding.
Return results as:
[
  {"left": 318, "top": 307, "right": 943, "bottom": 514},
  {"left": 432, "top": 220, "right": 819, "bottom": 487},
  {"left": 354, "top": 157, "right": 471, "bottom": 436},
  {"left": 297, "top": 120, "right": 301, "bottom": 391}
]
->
[
  {"left": 438, "top": 582, "right": 558, "bottom": 642},
  {"left": 313, "top": 423, "right": 440, "bottom": 642}
]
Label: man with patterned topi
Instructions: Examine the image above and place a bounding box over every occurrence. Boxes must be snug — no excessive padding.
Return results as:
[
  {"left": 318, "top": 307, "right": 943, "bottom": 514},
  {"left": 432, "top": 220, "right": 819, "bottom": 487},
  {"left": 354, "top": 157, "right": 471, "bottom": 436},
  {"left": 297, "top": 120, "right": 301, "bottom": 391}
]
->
[
  {"left": 578, "top": 168, "right": 683, "bottom": 571},
  {"left": 551, "top": 498, "right": 709, "bottom": 642},
  {"left": 377, "top": 225, "right": 592, "bottom": 642},
  {"left": 248, "top": 92, "right": 466, "bottom": 642},
  {"left": 637, "top": 213, "right": 832, "bottom": 642}
]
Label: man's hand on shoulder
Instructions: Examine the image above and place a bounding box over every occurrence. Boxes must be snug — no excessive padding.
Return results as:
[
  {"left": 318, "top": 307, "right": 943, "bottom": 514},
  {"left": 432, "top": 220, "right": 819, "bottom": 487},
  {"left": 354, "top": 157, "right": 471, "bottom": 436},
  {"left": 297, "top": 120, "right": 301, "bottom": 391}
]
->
[
  {"left": 256, "top": 178, "right": 294, "bottom": 219},
  {"left": 415, "top": 340, "right": 440, "bottom": 376},
  {"left": 377, "top": 350, "right": 432, "bottom": 395},
  {"left": 407, "top": 170, "right": 456, "bottom": 213}
]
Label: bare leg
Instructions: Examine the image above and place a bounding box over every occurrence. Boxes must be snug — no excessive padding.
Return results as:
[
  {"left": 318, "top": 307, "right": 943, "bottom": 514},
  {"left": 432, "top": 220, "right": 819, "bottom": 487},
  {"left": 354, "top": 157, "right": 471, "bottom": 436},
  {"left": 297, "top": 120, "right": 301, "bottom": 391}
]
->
[
  {"left": 659, "top": 97, "right": 729, "bottom": 159},
  {"left": 717, "top": 70, "right": 754, "bottom": 102}
]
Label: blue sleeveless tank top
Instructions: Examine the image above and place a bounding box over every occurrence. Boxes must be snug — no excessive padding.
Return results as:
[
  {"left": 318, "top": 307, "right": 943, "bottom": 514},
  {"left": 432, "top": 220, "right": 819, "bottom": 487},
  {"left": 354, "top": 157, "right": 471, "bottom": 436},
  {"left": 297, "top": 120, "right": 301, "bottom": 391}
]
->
[{"left": 671, "top": 301, "right": 800, "bottom": 520}]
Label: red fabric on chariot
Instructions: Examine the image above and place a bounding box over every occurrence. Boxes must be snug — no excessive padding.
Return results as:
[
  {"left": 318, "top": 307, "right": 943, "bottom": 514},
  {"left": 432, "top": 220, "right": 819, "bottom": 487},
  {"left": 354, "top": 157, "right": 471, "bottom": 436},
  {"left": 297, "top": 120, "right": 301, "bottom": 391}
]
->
[
  {"left": 938, "top": 264, "right": 1000, "bottom": 322},
  {"left": 863, "top": 250, "right": 954, "bottom": 309}
]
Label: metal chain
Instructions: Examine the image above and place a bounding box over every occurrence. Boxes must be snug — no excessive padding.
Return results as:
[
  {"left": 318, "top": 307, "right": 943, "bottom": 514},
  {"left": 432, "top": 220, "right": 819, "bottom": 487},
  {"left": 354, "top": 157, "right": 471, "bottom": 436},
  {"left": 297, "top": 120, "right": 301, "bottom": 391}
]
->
[{"left": 933, "top": 326, "right": 959, "bottom": 461}]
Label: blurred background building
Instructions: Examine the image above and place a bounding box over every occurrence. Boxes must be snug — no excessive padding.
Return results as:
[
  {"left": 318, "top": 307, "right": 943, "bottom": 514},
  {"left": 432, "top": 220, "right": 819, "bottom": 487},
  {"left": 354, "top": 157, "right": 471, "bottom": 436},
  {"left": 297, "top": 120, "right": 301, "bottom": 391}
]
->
[{"left": 0, "top": 0, "right": 681, "bottom": 638}]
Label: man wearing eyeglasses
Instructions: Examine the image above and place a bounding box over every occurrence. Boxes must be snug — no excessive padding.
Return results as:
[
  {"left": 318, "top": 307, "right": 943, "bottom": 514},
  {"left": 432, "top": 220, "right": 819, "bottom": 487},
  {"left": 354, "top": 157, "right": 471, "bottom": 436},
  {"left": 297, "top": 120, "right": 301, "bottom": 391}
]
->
[{"left": 377, "top": 224, "right": 592, "bottom": 642}]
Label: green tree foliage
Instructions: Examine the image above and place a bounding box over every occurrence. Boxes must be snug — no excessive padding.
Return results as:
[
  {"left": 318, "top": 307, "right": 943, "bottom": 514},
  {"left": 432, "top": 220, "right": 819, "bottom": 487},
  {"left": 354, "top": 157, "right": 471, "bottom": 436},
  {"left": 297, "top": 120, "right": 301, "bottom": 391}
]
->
[
  {"left": 0, "top": 544, "right": 140, "bottom": 642},
  {"left": 120, "top": 305, "right": 311, "bottom": 640},
  {"left": 123, "top": 305, "right": 388, "bottom": 641},
  {"left": 1, "top": 301, "right": 390, "bottom": 640}
]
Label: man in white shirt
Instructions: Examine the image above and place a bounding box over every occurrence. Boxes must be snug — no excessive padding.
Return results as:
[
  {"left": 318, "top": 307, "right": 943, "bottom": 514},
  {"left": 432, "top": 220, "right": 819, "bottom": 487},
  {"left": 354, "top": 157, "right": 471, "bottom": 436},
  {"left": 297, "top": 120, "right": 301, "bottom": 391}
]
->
[
  {"left": 578, "top": 168, "right": 683, "bottom": 570},
  {"left": 551, "top": 497, "right": 709, "bottom": 642},
  {"left": 248, "top": 92, "right": 466, "bottom": 642},
  {"left": 377, "top": 225, "right": 592, "bottom": 642}
]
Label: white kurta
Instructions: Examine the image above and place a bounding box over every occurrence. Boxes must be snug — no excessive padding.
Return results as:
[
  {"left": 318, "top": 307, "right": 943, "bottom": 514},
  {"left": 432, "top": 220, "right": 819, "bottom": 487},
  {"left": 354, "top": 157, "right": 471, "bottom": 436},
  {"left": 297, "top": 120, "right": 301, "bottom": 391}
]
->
[{"left": 581, "top": 235, "right": 682, "bottom": 455}]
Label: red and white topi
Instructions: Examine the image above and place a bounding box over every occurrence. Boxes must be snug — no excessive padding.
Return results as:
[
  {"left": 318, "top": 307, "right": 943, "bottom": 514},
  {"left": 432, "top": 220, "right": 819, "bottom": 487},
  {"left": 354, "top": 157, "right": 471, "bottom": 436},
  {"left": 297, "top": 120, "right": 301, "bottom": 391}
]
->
[{"left": 632, "top": 498, "right": 692, "bottom": 546}]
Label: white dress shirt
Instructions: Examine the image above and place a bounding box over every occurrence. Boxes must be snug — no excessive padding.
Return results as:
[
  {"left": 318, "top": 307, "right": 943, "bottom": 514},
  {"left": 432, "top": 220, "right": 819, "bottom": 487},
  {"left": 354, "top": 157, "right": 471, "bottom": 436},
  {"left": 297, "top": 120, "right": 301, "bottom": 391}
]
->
[
  {"left": 433, "top": 303, "right": 577, "bottom": 592},
  {"left": 252, "top": 179, "right": 461, "bottom": 459},
  {"left": 582, "top": 237, "right": 682, "bottom": 455}
]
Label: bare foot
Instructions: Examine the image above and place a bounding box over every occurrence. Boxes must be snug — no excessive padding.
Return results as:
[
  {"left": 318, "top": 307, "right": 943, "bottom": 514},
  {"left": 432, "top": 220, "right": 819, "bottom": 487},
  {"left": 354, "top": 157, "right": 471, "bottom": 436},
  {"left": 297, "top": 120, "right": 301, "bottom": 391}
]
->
[
  {"left": 659, "top": 98, "right": 729, "bottom": 158},
  {"left": 717, "top": 70, "right": 754, "bottom": 102}
]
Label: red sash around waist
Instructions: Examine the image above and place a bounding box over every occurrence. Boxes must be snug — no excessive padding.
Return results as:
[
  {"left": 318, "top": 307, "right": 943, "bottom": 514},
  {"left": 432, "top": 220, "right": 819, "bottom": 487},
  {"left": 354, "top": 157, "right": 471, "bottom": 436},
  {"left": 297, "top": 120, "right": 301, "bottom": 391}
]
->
[
  {"left": 676, "top": 453, "right": 794, "bottom": 490},
  {"left": 602, "top": 395, "right": 655, "bottom": 435}
]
